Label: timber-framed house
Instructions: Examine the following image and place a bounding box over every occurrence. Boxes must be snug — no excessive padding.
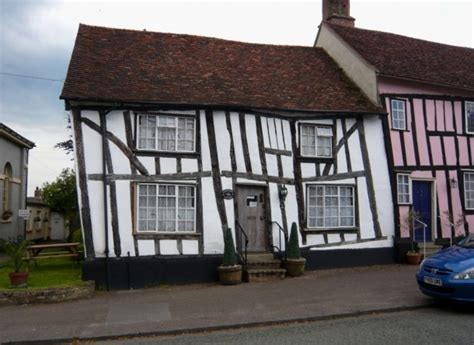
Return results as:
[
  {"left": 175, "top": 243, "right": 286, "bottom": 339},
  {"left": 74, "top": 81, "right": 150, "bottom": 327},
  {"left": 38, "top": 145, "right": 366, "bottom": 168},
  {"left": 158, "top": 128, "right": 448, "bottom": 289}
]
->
[{"left": 61, "top": 23, "right": 394, "bottom": 288}]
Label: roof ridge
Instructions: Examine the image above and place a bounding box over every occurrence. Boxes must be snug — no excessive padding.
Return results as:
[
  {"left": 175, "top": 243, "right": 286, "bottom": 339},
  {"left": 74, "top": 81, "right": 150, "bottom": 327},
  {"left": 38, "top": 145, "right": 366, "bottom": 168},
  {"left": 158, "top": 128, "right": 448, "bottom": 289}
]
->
[
  {"left": 328, "top": 22, "right": 473, "bottom": 50},
  {"left": 78, "top": 23, "right": 317, "bottom": 50}
]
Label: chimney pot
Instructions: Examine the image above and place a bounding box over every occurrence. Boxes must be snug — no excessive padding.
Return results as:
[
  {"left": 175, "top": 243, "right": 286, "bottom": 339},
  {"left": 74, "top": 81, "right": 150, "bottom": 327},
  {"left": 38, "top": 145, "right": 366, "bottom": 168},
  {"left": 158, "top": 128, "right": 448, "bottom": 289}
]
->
[{"left": 34, "top": 187, "right": 42, "bottom": 199}]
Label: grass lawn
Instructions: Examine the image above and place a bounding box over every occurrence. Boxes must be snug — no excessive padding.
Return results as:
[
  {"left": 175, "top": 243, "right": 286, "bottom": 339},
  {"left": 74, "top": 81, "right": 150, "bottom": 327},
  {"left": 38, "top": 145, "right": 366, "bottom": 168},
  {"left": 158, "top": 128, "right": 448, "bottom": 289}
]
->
[{"left": 0, "top": 257, "right": 84, "bottom": 290}]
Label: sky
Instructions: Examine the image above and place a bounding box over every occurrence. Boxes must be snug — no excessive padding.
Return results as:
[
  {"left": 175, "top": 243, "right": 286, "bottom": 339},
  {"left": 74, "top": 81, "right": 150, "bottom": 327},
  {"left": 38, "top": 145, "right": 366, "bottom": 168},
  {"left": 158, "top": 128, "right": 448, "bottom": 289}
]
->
[{"left": 0, "top": 0, "right": 473, "bottom": 195}]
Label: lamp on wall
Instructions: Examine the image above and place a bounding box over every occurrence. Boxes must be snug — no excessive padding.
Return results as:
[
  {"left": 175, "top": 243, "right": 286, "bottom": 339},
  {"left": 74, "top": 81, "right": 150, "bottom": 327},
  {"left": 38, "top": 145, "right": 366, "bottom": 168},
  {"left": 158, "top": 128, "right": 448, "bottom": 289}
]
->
[
  {"left": 279, "top": 184, "right": 288, "bottom": 208},
  {"left": 449, "top": 177, "right": 457, "bottom": 189}
]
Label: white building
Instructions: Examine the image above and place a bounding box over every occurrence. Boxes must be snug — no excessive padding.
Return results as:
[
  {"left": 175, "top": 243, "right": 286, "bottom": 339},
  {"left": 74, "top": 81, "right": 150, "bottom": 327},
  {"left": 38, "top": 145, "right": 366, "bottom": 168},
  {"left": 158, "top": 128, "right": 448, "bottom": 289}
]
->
[{"left": 61, "top": 24, "right": 394, "bottom": 289}]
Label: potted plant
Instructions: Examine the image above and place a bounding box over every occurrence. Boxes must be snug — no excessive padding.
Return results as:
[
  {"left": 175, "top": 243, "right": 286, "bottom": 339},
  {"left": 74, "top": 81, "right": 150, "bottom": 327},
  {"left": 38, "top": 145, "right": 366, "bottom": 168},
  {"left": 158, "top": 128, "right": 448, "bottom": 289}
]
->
[
  {"left": 217, "top": 227, "right": 242, "bottom": 285},
  {"left": 0, "top": 239, "right": 31, "bottom": 288},
  {"left": 406, "top": 209, "right": 422, "bottom": 265},
  {"left": 1, "top": 209, "right": 13, "bottom": 221},
  {"left": 284, "top": 222, "right": 306, "bottom": 276}
]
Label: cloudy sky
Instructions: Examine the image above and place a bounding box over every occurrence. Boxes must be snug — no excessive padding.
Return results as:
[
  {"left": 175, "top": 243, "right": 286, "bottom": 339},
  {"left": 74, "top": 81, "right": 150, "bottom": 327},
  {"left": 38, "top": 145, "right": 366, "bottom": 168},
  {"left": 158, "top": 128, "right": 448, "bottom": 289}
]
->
[{"left": 0, "top": 0, "right": 473, "bottom": 195}]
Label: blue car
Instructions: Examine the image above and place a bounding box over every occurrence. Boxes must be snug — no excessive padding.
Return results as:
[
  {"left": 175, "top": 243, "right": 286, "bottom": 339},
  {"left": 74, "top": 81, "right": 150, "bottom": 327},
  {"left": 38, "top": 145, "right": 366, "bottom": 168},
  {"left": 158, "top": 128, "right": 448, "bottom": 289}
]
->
[{"left": 416, "top": 234, "right": 474, "bottom": 303}]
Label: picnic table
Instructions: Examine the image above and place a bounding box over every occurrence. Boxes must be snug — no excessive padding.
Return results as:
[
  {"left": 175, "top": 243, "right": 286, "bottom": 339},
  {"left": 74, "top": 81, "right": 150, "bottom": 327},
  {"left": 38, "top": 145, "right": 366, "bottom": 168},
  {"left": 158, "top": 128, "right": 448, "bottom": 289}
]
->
[{"left": 24, "top": 242, "right": 80, "bottom": 265}]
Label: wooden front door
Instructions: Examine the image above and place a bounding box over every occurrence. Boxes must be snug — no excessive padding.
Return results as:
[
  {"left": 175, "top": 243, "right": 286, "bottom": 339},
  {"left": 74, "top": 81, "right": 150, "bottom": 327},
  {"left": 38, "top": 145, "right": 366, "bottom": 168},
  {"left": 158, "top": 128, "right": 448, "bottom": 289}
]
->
[
  {"left": 412, "top": 180, "right": 433, "bottom": 242},
  {"left": 237, "top": 185, "right": 268, "bottom": 252}
]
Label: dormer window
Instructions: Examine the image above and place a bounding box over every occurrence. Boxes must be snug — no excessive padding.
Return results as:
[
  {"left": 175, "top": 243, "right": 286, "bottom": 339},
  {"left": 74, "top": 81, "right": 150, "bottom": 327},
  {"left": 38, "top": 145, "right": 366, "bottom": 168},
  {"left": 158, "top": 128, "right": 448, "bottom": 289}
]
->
[
  {"left": 391, "top": 99, "right": 406, "bottom": 130},
  {"left": 465, "top": 101, "right": 474, "bottom": 134},
  {"left": 138, "top": 114, "right": 195, "bottom": 152},
  {"left": 301, "top": 124, "right": 333, "bottom": 158}
]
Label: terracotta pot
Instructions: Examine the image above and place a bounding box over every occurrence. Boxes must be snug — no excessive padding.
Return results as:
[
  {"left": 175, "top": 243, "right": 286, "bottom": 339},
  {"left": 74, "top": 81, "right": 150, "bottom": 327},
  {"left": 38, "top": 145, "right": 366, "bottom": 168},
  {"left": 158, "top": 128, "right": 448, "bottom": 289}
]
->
[
  {"left": 9, "top": 272, "right": 29, "bottom": 288},
  {"left": 284, "top": 258, "right": 306, "bottom": 277},
  {"left": 406, "top": 253, "right": 422, "bottom": 265},
  {"left": 218, "top": 265, "right": 242, "bottom": 285}
]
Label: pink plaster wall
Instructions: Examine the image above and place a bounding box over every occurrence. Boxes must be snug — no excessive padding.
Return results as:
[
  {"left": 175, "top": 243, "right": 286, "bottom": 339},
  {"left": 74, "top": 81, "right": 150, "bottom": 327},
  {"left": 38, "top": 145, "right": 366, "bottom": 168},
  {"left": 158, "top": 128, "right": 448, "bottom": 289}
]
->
[{"left": 381, "top": 76, "right": 474, "bottom": 240}]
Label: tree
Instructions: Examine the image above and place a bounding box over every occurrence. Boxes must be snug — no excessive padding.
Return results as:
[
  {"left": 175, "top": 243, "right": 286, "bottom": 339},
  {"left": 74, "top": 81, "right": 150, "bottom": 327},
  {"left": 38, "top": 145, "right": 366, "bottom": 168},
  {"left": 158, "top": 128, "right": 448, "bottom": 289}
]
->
[
  {"left": 41, "top": 168, "right": 79, "bottom": 230},
  {"left": 55, "top": 114, "right": 74, "bottom": 156}
]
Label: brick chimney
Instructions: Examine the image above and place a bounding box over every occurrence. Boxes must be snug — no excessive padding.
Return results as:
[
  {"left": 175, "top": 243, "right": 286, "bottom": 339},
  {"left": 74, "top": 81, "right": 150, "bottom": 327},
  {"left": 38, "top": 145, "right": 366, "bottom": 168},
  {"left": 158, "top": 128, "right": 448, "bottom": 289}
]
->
[
  {"left": 34, "top": 186, "right": 42, "bottom": 199},
  {"left": 323, "top": 0, "right": 355, "bottom": 27}
]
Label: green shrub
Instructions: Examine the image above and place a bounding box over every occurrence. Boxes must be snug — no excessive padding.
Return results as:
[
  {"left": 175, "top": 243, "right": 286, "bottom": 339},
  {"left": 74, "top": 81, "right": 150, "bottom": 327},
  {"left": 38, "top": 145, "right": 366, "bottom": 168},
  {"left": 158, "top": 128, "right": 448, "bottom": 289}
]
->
[
  {"left": 0, "top": 239, "right": 31, "bottom": 272},
  {"left": 70, "top": 229, "right": 84, "bottom": 253},
  {"left": 222, "top": 228, "right": 238, "bottom": 267},
  {"left": 287, "top": 222, "right": 301, "bottom": 259}
]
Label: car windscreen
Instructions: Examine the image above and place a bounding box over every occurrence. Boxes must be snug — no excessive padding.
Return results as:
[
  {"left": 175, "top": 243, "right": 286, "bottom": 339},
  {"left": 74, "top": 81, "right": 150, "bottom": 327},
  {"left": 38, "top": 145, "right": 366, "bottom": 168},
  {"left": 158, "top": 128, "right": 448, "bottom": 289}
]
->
[{"left": 458, "top": 234, "right": 474, "bottom": 248}]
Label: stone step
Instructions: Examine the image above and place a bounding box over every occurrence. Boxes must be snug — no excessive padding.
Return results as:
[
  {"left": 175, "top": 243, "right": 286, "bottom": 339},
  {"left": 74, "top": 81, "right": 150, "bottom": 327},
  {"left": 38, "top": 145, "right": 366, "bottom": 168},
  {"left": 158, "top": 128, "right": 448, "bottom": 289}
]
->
[
  {"left": 246, "top": 253, "right": 275, "bottom": 262},
  {"left": 244, "top": 268, "right": 286, "bottom": 283},
  {"left": 246, "top": 259, "right": 282, "bottom": 270}
]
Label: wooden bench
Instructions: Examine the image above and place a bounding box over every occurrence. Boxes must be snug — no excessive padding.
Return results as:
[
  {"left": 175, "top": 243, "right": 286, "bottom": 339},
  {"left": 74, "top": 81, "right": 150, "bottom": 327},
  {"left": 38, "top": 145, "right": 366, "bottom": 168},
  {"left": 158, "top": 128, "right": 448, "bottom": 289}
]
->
[{"left": 24, "top": 243, "right": 80, "bottom": 266}]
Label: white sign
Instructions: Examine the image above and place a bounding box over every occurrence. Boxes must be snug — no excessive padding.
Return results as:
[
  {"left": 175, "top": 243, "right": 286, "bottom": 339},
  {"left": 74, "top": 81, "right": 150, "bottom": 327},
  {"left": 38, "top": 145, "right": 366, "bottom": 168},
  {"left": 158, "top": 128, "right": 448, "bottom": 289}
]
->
[{"left": 18, "top": 209, "right": 31, "bottom": 219}]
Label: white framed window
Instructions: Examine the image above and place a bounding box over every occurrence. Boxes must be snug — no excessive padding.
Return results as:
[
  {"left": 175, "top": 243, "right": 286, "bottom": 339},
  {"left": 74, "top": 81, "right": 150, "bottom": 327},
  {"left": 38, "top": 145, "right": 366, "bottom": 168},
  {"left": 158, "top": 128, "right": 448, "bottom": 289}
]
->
[
  {"left": 300, "top": 124, "right": 333, "bottom": 158},
  {"left": 137, "top": 183, "right": 196, "bottom": 233},
  {"left": 391, "top": 99, "right": 406, "bottom": 130},
  {"left": 307, "top": 185, "right": 355, "bottom": 229},
  {"left": 397, "top": 174, "right": 411, "bottom": 204},
  {"left": 464, "top": 172, "right": 474, "bottom": 210},
  {"left": 465, "top": 101, "right": 474, "bottom": 134},
  {"left": 137, "top": 114, "right": 195, "bottom": 152}
]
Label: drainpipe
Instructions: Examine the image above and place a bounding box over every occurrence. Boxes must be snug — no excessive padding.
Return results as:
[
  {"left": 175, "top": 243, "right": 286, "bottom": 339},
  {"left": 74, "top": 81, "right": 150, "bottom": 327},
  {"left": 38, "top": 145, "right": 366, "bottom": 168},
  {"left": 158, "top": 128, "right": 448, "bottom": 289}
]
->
[{"left": 100, "top": 111, "right": 110, "bottom": 291}]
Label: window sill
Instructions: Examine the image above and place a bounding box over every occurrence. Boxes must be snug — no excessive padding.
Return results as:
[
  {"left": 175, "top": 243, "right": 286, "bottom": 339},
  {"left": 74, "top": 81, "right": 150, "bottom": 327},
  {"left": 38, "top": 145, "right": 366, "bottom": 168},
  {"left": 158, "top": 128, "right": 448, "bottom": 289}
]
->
[
  {"left": 134, "top": 150, "right": 200, "bottom": 158},
  {"left": 304, "top": 228, "right": 358, "bottom": 234},
  {"left": 134, "top": 232, "right": 201, "bottom": 240}
]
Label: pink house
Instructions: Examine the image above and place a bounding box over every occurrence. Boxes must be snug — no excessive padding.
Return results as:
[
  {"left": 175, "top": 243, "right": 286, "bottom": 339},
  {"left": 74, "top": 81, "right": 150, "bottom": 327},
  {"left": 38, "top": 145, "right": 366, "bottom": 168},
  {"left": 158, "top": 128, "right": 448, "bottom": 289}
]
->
[{"left": 316, "top": 0, "right": 474, "bottom": 259}]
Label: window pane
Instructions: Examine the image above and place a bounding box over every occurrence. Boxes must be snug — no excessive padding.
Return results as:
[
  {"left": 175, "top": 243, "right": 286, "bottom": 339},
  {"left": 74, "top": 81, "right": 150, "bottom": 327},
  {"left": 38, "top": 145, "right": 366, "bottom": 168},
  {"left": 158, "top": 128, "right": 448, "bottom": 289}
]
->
[{"left": 465, "top": 172, "right": 474, "bottom": 209}]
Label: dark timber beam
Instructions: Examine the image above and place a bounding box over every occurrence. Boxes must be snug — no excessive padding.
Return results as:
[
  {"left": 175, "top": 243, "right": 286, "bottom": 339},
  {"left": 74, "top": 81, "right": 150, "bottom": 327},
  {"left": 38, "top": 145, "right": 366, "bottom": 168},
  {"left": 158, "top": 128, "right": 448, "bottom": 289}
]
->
[{"left": 72, "top": 108, "right": 95, "bottom": 258}]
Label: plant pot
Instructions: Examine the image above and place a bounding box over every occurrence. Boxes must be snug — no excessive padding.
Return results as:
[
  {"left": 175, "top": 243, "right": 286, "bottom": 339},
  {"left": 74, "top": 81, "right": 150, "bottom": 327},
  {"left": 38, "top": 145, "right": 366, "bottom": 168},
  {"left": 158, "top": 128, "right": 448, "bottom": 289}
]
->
[
  {"left": 284, "top": 257, "right": 306, "bottom": 277},
  {"left": 406, "top": 253, "right": 422, "bottom": 265},
  {"left": 217, "top": 264, "right": 242, "bottom": 285},
  {"left": 9, "top": 272, "right": 29, "bottom": 288}
]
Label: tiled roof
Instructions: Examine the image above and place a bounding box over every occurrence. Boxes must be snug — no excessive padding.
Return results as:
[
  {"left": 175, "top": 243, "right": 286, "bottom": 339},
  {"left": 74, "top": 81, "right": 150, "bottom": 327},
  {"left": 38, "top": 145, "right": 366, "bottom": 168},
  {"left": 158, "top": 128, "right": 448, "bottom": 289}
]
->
[
  {"left": 61, "top": 24, "right": 381, "bottom": 113},
  {"left": 328, "top": 23, "right": 474, "bottom": 92}
]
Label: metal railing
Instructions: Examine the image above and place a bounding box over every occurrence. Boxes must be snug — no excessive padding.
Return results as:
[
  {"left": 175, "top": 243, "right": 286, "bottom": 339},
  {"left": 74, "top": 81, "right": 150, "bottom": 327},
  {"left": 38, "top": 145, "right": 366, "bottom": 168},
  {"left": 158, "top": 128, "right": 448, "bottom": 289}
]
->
[
  {"left": 413, "top": 218, "right": 428, "bottom": 258},
  {"left": 235, "top": 222, "right": 248, "bottom": 269},
  {"left": 271, "top": 221, "right": 288, "bottom": 260}
]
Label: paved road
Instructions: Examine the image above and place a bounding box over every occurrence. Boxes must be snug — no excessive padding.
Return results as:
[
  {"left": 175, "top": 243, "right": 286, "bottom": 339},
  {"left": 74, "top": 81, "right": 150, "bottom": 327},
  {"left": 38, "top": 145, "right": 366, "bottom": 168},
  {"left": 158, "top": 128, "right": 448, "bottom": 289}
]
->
[{"left": 98, "top": 306, "right": 474, "bottom": 345}]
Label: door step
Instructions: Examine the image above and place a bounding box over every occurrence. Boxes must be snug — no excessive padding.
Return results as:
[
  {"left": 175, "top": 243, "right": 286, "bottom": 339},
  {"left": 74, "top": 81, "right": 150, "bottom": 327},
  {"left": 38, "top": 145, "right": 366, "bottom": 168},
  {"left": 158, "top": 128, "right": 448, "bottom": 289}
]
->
[
  {"left": 244, "top": 268, "right": 286, "bottom": 282},
  {"left": 420, "top": 242, "right": 443, "bottom": 257},
  {"left": 244, "top": 253, "right": 286, "bottom": 282}
]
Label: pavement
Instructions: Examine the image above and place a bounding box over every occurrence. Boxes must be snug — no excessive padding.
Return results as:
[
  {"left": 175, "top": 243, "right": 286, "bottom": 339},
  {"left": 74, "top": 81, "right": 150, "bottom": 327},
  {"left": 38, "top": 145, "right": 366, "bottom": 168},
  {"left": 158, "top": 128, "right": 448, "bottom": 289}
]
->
[{"left": 0, "top": 264, "right": 433, "bottom": 344}]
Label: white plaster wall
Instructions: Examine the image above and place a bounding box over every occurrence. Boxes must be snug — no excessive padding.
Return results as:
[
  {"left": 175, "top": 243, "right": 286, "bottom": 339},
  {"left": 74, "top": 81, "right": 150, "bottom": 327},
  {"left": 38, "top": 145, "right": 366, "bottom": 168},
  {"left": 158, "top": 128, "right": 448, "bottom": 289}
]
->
[
  {"left": 200, "top": 110, "right": 212, "bottom": 172},
  {"left": 230, "top": 112, "right": 246, "bottom": 173},
  {"left": 182, "top": 240, "right": 199, "bottom": 255},
  {"left": 181, "top": 158, "right": 198, "bottom": 172},
  {"left": 138, "top": 157, "right": 156, "bottom": 174},
  {"left": 88, "top": 180, "right": 105, "bottom": 257},
  {"left": 282, "top": 120, "right": 292, "bottom": 151},
  {"left": 201, "top": 177, "right": 224, "bottom": 254},
  {"left": 268, "top": 183, "right": 284, "bottom": 251},
  {"left": 261, "top": 117, "right": 270, "bottom": 147},
  {"left": 81, "top": 110, "right": 100, "bottom": 123},
  {"left": 245, "top": 114, "right": 262, "bottom": 174},
  {"left": 336, "top": 119, "right": 348, "bottom": 174},
  {"left": 347, "top": 129, "right": 364, "bottom": 171},
  {"left": 316, "top": 24, "right": 379, "bottom": 104},
  {"left": 138, "top": 240, "right": 155, "bottom": 256},
  {"left": 313, "top": 237, "right": 393, "bottom": 250},
  {"left": 221, "top": 177, "right": 235, "bottom": 240},
  {"left": 283, "top": 185, "right": 299, "bottom": 242},
  {"left": 267, "top": 117, "right": 279, "bottom": 149},
  {"left": 214, "top": 111, "right": 232, "bottom": 172},
  {"left": 160, "top": 240, "right": 179, "bottom": 255},
  {"left": 265, "top": 154, "right": 278, "bottom": 176},
  {"left": 363, "top": 116, "right": 395, "bottom": 239},
  {"left": 305, "top": 234, "right": 326, "bottom": 246},
  {"left": 281, "top": 156, "right": 293, "bottom": 178},
  {"left": 82, "top": 121, "right": 103, "bottom": 175},
  {"left": 275, "top": 118, "right": 286, "bottom": 150},
  {"left": 115, "top": 181, "right": 135, "bottom": 256},
  {"left": 107, "top": 111, "right": 132, "bottom": 174},
  {"left": 160, "top": 157, "right": 176, "bottom": 174},
  {"left": 356, "top": 176, "right": 375, "bottom": 239},
  {"left": 301, "top": 163, "right": 316, "bottom": 178}
]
